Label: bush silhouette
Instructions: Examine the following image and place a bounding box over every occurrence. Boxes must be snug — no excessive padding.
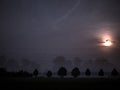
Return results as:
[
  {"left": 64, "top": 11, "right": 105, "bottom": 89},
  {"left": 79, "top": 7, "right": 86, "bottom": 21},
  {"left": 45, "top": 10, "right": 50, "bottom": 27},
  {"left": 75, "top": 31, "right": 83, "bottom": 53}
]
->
[
  {"left": 71, "top": 67, "right": 80, "bottom": 78},
  {"left": 111, "top": 68, "right": 119, "bottom": 76},
  {"left": 85, "top": 68, "right": 91, "bottom": 76},
  {"left": 33, "top": 69, "right": 39, "bottom": 77},
  {"left": 46, "top": 71, "right": 52, "bottom": 78},
  {"left": 58, "top": 67, "right": 67, "bottom": 78},
  {"left": 98, "top": 69, "right": 104, "bottom": 76}
]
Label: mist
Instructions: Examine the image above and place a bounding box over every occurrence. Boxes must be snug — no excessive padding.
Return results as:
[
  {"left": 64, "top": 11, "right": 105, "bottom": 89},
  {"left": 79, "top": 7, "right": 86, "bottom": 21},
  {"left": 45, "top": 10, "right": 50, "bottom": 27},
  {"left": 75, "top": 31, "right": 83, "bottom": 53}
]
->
[{"left": 0, "top": 0, "right": 120, "bottom": 72}]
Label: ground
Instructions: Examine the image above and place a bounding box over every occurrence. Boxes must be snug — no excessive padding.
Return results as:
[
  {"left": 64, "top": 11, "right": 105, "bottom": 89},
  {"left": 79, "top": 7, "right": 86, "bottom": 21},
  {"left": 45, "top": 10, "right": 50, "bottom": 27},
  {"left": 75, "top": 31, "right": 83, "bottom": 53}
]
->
[{"left": 0, "top": 77, "right": 120, "bottom": 90}]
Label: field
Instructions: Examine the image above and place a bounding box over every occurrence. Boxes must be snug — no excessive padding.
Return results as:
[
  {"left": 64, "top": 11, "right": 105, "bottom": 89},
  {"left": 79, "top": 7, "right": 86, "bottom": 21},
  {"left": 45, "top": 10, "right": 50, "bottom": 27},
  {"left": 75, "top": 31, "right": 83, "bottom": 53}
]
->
[{"left": 0, "top": 77, "right": 120, "bottom": 90}]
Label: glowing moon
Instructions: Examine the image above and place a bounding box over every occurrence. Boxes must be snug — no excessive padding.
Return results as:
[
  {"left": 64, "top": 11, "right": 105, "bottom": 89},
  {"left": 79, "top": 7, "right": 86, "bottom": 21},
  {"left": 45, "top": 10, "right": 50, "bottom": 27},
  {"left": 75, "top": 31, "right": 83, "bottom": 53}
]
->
[{"left": 104, "top": 39, "right": 112, "bottom": 46}]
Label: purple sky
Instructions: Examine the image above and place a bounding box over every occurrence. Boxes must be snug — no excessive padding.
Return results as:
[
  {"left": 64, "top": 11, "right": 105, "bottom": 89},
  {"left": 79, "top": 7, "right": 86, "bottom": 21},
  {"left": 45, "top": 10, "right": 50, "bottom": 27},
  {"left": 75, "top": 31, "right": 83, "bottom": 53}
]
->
[{"left": 0, "top": 0, "right": 120, "bottom": 72}]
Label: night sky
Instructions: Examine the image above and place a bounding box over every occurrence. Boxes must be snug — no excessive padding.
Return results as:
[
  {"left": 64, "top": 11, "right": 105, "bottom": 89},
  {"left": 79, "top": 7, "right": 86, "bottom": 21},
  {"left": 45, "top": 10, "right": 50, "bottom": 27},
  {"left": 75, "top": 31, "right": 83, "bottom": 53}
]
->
[{"left": 0, "top": 0, "right": 120, "bottom": 72}]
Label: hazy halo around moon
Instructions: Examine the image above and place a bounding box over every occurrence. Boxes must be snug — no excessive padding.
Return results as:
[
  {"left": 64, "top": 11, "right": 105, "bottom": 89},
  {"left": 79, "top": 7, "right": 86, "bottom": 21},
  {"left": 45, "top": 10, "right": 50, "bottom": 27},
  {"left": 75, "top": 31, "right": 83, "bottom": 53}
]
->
[
  {"left": 94, "top": 24, "right": 115, "bottom": 47},
  {"left": 104, "top": 39, "right": 112, "bottom": 46}
]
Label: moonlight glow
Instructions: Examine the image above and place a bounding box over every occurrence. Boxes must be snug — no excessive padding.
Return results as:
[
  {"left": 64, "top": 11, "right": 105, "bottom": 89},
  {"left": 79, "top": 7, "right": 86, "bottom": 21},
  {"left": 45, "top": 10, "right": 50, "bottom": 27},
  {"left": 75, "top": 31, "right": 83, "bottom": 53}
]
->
[{"left": 104, "top": 39, "right": 112, "bottom": 46}]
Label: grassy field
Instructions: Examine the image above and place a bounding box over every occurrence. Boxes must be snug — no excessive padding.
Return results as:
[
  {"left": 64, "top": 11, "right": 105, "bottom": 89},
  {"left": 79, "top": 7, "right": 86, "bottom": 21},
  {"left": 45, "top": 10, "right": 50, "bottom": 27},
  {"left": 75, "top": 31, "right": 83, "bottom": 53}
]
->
[{"left": 0, "top": 77, "right": 120, "bottom": 89}]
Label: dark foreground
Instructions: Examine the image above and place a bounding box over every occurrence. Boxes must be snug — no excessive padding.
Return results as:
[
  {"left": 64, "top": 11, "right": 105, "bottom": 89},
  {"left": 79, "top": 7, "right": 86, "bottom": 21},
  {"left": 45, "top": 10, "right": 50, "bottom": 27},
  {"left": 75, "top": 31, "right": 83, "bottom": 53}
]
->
[{"left": 0, "top": 77, "right": 120, "bottom": 90}]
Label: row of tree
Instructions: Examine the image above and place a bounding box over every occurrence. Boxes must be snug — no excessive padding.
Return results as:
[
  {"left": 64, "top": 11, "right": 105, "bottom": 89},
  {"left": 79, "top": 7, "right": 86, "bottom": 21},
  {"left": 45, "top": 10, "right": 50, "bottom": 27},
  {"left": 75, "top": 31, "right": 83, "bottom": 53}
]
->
[
  {"left": 0, "top": 67, "right": 119, "bottom": 78},
  {"left": 48, "top": 67, "right": 119, "bottom": 78},
  {"left": 0, "top": 55, "right": 114, "bottom": 73}
]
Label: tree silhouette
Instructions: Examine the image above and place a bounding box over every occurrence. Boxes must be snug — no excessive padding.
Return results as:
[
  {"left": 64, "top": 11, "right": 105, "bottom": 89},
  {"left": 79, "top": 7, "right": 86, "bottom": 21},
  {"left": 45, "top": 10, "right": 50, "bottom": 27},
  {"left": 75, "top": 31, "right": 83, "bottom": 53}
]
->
[
  {"left": 0, "top": 55, "right": 7, "bottom": 67},
  {"left": 53, "top": 56, "right": 66, "bottom": 72},
  {"left": 58, "top": 67, "right": 67, "bottom": 78},
  {"left": 0, "top": 67, "right": 7, "bottom": 77},
  {"left": 85, "top": 68, "right": 91, "bottom": 76},
  {"left": 98, "top": 69, "right": 104, "bottom": 76},
  {"left": 46, "top": 71, "right": 52, "bottom": 78},
  {"left": 21, "top": 59, "right": 38, "bottom": 72},
  {"left": 7, "top": 58, "right": 19, "bottom": 71},
  {"left": 15, "top": 70, "right": 31, "bottom": 77},
  {"left": 33, "top": 69, "right": 39, "bottom": 77},
  {"left": 111, "top": 68, "right": 119, "bottom": 76},
  {"left": 73, "top": 57, "right": 81, "bottom": 67},
  {"left": 71, "top": 67, "right": 80, "bottom": 78}
]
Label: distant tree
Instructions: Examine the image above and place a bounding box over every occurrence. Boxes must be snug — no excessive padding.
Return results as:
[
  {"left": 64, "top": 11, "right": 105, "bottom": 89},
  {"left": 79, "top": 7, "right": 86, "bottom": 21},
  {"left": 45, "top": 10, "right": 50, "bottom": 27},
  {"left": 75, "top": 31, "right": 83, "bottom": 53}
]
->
[
  {"left": 71, "top": 67, "right": 80, "bottom": 78},
  {"left": 58, "top": 67, "right": 67, "bottom": 78},
  {"left": 33, "top": 69, "right": 39, "bottom": 77},
  {"left": 21, "top": 59, "right": 33, "bottom": 71},
  {"left": 85, "top": 68, "right": 91, "bottom": 76},
  {"left": 16, "top": 70, "right": 32, "bottom": 77},
  {"left": 98, "top": 69, "right": 104, "bottom": 76},
  {"left": 7, "top": 58, "right": 19, "bottom": 71},
  {"left": 53, "top": 56, "right": 66, "bottom": 71},
  {"left": 23, "top": 71, "right": 32, "bottom": 77},
  {"left": 0, "top": 68, "right": 7, "bottom": 77},
  {"left": 111, "top": 68, "right": 119, "bottom": 76},
  {"left": 16, "top": 70, "right": 24, "bottom": 77},
  {"left": 8, "top": 71, "right": 16, "bottom": 77},
  {"left": 73, "top": 57, "right": 81, "bottom": 67},
  {"left": 0, "top": 68, "right": 6, "bottom": 73},
  {"left": 46, "top": 71, "right": 52, "bottom": 78},
  {"left": 0, "top": 55, "right": 7, "bottom": 67}
]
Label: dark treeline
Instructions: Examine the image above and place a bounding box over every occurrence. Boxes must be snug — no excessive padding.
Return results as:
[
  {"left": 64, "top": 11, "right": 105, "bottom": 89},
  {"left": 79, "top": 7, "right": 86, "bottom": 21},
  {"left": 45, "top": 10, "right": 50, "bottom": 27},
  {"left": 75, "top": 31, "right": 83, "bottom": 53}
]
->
[
  {"left": 0, "top": 55, "right": 119, "bottom": 78},
  {"left": 0, "top": 67, "right": 119, "bottom": 78},
  {"left": 0, "top": 55, "right": 116, "bottom": 73}
]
